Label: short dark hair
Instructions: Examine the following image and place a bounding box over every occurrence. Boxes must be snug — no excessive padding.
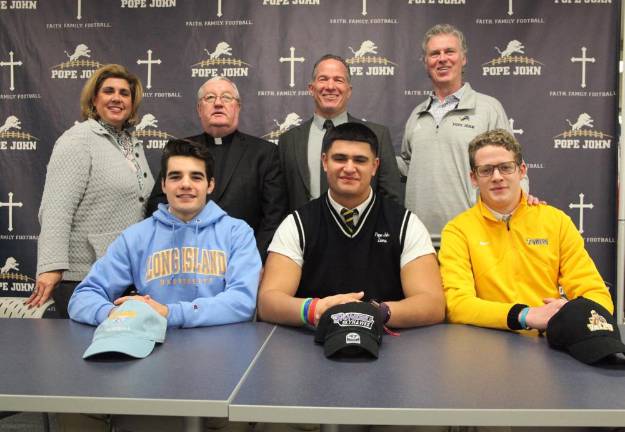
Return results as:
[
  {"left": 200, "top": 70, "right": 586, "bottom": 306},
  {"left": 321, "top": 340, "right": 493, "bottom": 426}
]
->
[
  {"left": 321, "top": 122, "right": 378, "bottom": 156},
  {"left": 468, "top": 129, "right": 523, "bottom": 170},
  {"left": 161, "top": 139, "right": 215, "bottom": 180},
  {"left": 311, "top": 54, "right": 351, "bottom": 83}
]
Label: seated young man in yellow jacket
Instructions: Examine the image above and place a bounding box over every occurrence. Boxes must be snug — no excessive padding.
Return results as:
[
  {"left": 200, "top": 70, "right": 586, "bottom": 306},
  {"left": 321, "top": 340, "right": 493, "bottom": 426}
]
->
[{"left": 439, "top": 128, "right": 614, "bottom": 331}]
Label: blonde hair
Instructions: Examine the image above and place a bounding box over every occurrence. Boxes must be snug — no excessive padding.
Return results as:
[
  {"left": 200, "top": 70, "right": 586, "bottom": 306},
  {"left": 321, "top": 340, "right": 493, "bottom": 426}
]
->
[
  {"left": 468, "top": 129, "right": 523, "bottom": 170},
  {"left": 80, "top": 64, "right": 143, "bottom": 126}
]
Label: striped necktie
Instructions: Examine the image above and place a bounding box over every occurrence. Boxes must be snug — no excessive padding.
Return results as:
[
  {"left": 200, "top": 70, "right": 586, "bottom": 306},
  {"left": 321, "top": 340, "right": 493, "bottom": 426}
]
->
[{"left": 340, "top": 208, "right": 358, "bottom": 233}]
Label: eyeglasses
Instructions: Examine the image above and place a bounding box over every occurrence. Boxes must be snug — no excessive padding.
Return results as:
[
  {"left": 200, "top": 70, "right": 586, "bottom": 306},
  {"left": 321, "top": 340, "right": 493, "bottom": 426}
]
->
[
  {"left": 201, "top": 93, "right": 238, "bottom": 105},
  {"left": 473, "top": 161, "right": 518, "bottom": 177}
]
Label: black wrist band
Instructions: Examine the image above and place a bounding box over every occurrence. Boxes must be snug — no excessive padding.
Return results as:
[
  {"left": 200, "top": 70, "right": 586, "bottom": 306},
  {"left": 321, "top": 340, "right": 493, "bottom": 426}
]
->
[
  {"left": 507, "top": 304, "right": 528, "bottom": 330},
  {"left": 379, "top": 302, "right": 391, "bottom": 324},
  {"left": 370, "top": 300, "right": 391, "bottom": 324}
]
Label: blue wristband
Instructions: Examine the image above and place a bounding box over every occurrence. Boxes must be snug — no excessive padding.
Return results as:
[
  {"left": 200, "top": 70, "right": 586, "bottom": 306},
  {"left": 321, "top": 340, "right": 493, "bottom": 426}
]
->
[
  {"left": 301, "top": 298, "right": 312, "bottom": 325},
  {"left": 519, "top": 307, "right": 531, "bottom": 330}
]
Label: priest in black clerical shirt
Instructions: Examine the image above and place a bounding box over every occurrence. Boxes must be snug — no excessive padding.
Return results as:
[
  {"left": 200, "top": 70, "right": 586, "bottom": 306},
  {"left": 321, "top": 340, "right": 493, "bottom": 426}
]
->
[{"left": 147, "top": 76, "right": 287, "bottom": 261}]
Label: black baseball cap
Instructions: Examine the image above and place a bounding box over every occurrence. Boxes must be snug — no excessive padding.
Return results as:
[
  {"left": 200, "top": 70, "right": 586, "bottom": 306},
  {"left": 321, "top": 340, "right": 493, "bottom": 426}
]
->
[
  {"left": 547, "top": 297, "right": 625, "bottom": 365},
  {"left": 314, "top": 302, "right": 383, "bottom": 358}
]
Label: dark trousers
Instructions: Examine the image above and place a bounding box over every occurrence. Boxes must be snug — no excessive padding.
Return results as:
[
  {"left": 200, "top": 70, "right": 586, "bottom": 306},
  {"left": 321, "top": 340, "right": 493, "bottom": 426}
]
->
[{"left": 52, "top": 281, "right": 80, "bottom": 319}]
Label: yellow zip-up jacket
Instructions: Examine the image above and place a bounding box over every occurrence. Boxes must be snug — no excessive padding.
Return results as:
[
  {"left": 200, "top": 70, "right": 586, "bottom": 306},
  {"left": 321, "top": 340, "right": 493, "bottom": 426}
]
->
[{"left": 439, "top": 195, "right": 613, "bottom": 330}]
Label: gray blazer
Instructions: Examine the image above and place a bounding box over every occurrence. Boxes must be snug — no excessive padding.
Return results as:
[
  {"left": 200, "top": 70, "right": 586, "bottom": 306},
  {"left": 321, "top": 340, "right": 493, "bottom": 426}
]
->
[
  {"left": 37, "top": 119, "right": 154, "bottom": 280},
  {"left": 278, "top": 114, "right": 401, "bottom": 212}
]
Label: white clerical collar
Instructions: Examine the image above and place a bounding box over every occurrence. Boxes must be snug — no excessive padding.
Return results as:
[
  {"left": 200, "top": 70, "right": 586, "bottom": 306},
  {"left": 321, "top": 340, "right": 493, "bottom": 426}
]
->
[{"left": 214, "top": 137, "right": 222, "bottom": 145}]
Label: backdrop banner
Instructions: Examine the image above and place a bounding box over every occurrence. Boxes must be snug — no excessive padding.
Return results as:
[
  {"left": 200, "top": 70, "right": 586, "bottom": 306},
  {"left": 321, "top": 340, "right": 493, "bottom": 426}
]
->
[{"left": 0, "top": 0, "right": 619, "bottom": 316}]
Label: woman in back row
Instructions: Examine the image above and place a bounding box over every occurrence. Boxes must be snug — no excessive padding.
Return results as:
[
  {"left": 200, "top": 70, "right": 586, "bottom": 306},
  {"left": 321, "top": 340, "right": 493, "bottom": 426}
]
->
[{"left": 27, "top": 64, "right": 154, "bottom": 317}]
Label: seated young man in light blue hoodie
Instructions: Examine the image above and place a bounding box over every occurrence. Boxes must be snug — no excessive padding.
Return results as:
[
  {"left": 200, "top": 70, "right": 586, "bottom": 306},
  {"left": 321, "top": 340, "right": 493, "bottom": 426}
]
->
[{"left": 69, "top": 139, "right": 261, "bottom": 328}]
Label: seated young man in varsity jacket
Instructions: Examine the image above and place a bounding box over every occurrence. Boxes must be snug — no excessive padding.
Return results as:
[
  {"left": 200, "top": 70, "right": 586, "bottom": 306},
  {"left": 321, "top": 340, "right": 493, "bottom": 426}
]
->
[
  {"left": 258, "top": 122, "right": 445, "bottom": 328},
  {"left": 69, "top": 139, "right": 261, "bottom": 328},
  {"left": 439, "top": 129, "right": 614, "bottom": 331}
]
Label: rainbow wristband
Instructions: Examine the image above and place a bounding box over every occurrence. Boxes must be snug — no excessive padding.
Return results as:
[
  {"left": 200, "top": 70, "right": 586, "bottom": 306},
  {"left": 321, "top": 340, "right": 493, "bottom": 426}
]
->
[
  {"left": 307, "top": 298, "right": 319, "bottom": 325},
  {"left": 301, "top": 298, "right": 312, "bottom": 325},
  {"left": 519, "top": 307, "right": 530, "bottom": 330}
]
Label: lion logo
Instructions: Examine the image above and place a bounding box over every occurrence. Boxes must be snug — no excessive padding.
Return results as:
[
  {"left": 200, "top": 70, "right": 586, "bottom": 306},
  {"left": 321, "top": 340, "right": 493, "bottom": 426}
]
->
[
  {"left": 349, "top": 40, "right": 378, "bottom": 58},
  {"left": 566, "top": 113, "right": 593, "bottom": 131},
  {"left": 133, "top": 114, "right": 175, "bottom": 140},
  {"left": 495, "top": 40, "right": 525, "bottom": 58},
  {"left": 65, "top": 44, "right": 91, "bottom": 62},
  {"left": 192, "top": 42, "right": 250, "bottom": 69},
  {"left": 205, "top": 42, "right": 233, "bottom": 59},
  {"left": 135, "top": 114, "right": 158, "bottom": 131},
  {"left": 0, "top": 257, "right": 19, "bottom": 274},
  {"left": 0, "top": 116, "right": 21, "bottom": 133},
  {"left": 274, "top": 113, "right": 302, "bottom": 133}
]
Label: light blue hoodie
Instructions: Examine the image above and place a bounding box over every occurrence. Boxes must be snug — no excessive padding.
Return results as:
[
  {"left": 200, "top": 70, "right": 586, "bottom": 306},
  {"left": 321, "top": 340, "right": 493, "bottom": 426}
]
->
[{"left": 68, "top": 201, "right": 261, "bottom": 328}]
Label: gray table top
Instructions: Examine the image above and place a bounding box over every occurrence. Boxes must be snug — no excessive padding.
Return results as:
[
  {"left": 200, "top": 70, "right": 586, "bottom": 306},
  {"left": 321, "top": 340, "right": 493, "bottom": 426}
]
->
[
  {"left": 0, "top": 318, "right": 274, "bottom": 417},
  {"left": 229, "top": 324, "right": 625, "bottom": 427}
]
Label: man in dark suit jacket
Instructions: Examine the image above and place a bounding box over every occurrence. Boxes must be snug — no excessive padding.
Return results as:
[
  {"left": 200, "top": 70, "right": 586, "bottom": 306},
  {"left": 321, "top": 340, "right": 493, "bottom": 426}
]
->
[
  {"left": 147, "top": 76, "right": 287, "bottom": 260},
  {"left": 278, "top": 54, "right": 401, "bottom": 212}
]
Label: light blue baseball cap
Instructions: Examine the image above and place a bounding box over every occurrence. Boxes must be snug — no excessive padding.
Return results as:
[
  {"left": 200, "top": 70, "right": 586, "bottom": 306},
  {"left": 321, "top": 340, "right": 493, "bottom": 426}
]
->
[{"left": 83, "top": 299, "right": 167, "bottom": 359}]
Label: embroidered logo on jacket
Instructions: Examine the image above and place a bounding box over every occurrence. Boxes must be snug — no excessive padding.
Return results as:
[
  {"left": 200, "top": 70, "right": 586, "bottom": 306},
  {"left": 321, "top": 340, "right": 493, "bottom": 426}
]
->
[
  {"left": 374, "top": 232, "right": 390, "bottom": 243},
  {"left": 526, "top": 238, "right": 548, "bottom": 246},
  {"left": 452, "top": 121, "right": 475, "bottom": 129}
]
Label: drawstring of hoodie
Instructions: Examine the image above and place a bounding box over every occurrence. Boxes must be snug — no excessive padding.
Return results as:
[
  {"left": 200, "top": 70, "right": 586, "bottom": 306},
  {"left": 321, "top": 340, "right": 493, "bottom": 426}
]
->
[
  {"left": 194, "top": 218, "right": 200, "bottom": 291},
  {"left": 169, "top": 222, "right": 176, "bottom": 283},
  {"left": 165, "top": 214, "right": 201, "bottom": 286}
]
